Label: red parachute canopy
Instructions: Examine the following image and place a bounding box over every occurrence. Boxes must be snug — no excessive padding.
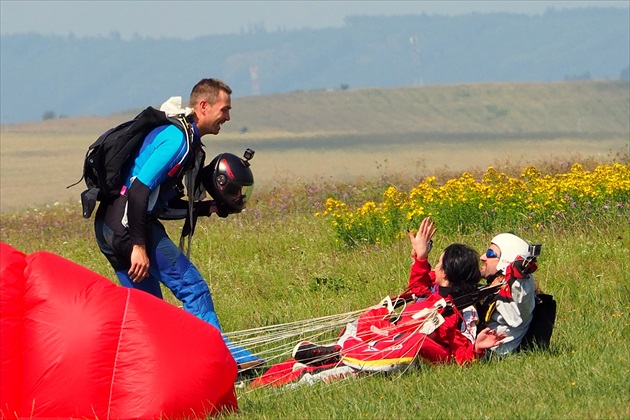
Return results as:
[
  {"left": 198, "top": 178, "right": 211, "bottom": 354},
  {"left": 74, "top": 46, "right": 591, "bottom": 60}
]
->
[{"left": 0, "top": 242, "right": 238, "bottom": 419}]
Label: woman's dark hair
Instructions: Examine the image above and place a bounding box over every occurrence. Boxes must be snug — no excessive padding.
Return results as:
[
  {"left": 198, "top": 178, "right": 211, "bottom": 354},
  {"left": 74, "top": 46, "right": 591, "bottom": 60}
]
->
[{"left": 441, "top": 243, "right": 482, "bottom": 299}]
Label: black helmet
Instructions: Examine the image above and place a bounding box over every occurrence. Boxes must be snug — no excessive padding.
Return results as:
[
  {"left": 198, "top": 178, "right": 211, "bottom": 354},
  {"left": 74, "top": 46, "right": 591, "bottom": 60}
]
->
[{"left": 200, "top": 149, "right": 254, "bottom": 213}]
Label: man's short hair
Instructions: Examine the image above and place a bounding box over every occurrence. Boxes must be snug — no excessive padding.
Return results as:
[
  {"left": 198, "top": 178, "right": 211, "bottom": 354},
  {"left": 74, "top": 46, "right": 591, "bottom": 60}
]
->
[{"left": 189, "top": 78, "right": 232, "bottom": 107}]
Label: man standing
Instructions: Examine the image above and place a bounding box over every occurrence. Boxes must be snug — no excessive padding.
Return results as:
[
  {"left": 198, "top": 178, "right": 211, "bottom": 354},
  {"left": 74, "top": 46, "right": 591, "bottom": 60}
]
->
[
  {"left": 93, "top": 78, "right": 262, "bottom": 369},
  {"left": 479, "top": 233, "right": 537, "bottom": 354}
]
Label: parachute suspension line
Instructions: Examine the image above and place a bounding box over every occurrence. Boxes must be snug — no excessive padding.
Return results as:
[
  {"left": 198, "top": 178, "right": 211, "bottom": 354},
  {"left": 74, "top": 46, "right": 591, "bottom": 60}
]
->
[
  {"left": 388, "top": 297, "right": 408, "bottom": 324},
  {"left": 225, "top": 308, "right": 368, "bottom": 339},
  {"left": 224, "top": 309, "right": 368, "bottom": 343},
  {"left": 237, "top": 286, "right": 505, "bottom": 392},
  {"left": 228, "top": 289, "right": 476, "bottom": 354},
  {"left": 235, "top": 304, "right": 442, "bottom": 394},
  {"left": 225, "top": 308, "right": 368, "bottom": 368}
]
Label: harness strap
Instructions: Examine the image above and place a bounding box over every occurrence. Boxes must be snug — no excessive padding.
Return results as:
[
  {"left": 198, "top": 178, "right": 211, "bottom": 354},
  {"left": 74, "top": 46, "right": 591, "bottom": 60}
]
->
[
  {"left": 483, "top": 301, "right": 497, "bottom": 324},
  {"left": 450, "top": 282, "right": 504, "bottom": 310},
  {"left": 173, "top": 115, "right": 195, "bottom": 258}
]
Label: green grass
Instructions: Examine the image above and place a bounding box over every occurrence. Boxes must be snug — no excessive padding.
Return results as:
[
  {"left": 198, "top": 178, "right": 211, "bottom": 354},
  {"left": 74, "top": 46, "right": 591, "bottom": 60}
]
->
[
  {"left": 2, "top": 80, "right": 628, "bottom": 418},
  {"left": 1, "top": 159, "right": 629, "bottom": 419}
]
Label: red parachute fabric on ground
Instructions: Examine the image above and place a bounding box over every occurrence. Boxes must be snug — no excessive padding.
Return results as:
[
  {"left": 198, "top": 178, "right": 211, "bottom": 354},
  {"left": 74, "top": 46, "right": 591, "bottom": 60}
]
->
[
  {"left": 0, "top": 242, "right": 238, "bottom": 419},
  {"left": 0, "top": 243, "right": 26, "bottom": 417}
]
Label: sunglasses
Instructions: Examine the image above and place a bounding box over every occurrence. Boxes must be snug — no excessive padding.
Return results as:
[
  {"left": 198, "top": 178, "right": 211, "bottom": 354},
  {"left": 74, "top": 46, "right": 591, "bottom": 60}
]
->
[{"left": 485, "top": 249, "right": 500, "bottom": 259}]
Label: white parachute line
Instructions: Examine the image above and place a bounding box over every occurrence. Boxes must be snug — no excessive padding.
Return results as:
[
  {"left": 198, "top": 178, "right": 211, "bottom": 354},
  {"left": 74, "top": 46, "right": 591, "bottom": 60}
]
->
[
  {"left": 226, "top": 316, "right": 355, "bottom": 359},
  {"left": 238, "top": 305, "right": 440, "bottom": 393},
  {"left": 234, "top": 317, "right": 360, "bottom": 392},
  {"left": 228, "top": 313, "right": 354, "bottom": 346},
  {"left": 260, "top": 302, "right": 437, "bottom": 368},
  {"left": 231, "top": 311, "right": 367, "bottom": 389},
  {"left": 271, "top": 313, "right": 430, "bottom": 387},
  {"left": 225, "top": 308, "right": 368, "bottom": 339},
  {"left": 225, "top": 307, "right": 372, "bottom": 364},
  {"left": 388, "top": 296, "right": 408, "bottom": 324}
]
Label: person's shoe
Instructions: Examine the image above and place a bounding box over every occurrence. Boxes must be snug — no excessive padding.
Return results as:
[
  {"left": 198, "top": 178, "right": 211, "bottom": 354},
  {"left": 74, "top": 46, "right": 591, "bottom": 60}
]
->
[
  {"left": 292, "top": 341, "right": 341, "bottom": 366},
  {"left": 237, "top": 358, "right": 266, "bottom": 371},
  {"left": 236, "top": 358, "right": 266, "bottom": 382}
]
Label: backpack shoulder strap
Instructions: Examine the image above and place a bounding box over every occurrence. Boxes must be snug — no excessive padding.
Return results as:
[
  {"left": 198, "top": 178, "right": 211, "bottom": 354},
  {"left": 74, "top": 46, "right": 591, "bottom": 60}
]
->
[
  {"left": 168, "top": 114, "right": 197, "bottom": 258},
  {"left": 451, "top": 283, "right": 503, "bottom": 311}
]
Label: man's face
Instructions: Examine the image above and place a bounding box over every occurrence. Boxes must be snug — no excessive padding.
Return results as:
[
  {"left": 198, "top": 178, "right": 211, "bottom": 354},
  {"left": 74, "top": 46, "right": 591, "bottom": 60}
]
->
[
  {"left": 197, "top": 90, "right": 231, "bottom": 136},
  {"left": 480, "top": 243, "right": 501, "bottom": 279}
]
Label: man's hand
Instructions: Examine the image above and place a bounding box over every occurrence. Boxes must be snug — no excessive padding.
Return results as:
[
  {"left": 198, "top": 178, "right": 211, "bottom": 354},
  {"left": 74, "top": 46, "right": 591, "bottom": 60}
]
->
[
  {"left": 214, "top": 201, "right": 233, "bottom": 218},
  {"left": 474, "top": 327, "right": 508, "bottom": 351},
  {"left": 129, "top": 244, "right": 150, "bottom": 282},
  {"left": 195, "top": 200, "right": 214, "bottom": 217},
  {"left": 408, "top": 217, "right": 437, "bottom": 260},
  {"left": 512, "top": 256, "right": 538, "bottom": 278},
  {"left": 195, "top": 200, "right": 230, "bottom": 218}
]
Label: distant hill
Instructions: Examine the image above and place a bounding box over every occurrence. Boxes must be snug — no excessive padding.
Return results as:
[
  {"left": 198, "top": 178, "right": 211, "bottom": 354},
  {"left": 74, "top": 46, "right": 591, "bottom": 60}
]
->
[
  {"left": 1, "top": 80, "right": 628, "bottom": 213},
  {"left": 0, "top": 8, "right": 628, "bottom": 124},
  {"left": 4, "top": 80, "right": 628, "bottom": 143}
]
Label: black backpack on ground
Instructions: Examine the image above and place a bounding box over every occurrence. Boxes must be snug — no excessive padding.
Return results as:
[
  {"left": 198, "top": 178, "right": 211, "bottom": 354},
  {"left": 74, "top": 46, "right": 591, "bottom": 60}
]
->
[
  {"left": 519, "top": 293, "right": 557, "bottom": 351},
  {"left": 68, "top": 107, "right": 191, "bottom": 219}
]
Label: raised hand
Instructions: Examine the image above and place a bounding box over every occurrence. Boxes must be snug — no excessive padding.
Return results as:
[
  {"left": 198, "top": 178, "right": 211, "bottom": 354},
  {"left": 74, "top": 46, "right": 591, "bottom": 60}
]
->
[{"left": 408, "top": 217, "right": 437, "bottom": 260}]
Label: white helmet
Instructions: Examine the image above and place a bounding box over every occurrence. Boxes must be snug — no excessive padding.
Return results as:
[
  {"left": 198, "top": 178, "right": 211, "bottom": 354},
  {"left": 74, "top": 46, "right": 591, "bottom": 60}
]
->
[{"left": 491, "top": 233, "right": 530, "bottom": 273}]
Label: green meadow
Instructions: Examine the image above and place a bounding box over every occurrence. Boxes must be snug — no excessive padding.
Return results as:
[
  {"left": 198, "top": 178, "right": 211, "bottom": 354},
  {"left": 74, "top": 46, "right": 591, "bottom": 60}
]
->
[
  {"left": 1, "top": 80, "right": 629, "bottom": 418},
  {"left": 2, "top": 159, "right": 629, "bottom": 419}
]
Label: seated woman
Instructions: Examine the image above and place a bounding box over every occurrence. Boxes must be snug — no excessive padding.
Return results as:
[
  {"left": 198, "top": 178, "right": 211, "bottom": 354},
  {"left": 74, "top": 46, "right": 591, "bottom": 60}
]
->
[{"left": 294, "top": 217, "right": 506, "bottom": 370}]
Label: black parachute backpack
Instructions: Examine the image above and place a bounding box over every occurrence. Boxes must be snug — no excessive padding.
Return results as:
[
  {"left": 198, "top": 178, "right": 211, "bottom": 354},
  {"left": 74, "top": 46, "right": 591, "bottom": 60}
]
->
[
  {"left": 68, "top": 106, "right": 192, "bottom": 219},
  {"left": 519, "top": 293, "right": 557, "bottom": 351}
]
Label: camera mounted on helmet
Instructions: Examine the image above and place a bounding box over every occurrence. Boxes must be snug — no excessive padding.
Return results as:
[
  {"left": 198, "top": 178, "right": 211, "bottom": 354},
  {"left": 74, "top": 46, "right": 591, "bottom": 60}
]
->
[{"left": 200, "top": 149, "right": 255, "bottom": 214}]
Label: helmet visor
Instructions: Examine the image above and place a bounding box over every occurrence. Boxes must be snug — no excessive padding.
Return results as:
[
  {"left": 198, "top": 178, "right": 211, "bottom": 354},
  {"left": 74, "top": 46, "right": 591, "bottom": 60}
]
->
[
  {"left": 239, "top": 184, "right": 254, "bottom": 208},
  {"left": 220, "top": 183, "right": 254, "bottom": 211}
]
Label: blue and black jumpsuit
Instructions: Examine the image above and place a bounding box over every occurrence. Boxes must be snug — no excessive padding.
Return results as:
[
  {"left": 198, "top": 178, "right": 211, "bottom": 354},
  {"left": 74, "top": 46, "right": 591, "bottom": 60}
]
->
[{"left": 94, "top": 120, "right": 258, "bottom": 365}]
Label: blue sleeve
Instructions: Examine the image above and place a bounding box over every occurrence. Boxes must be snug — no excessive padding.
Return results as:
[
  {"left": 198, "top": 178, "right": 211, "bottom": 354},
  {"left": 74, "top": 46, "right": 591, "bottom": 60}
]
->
[{"left": 130, "top": 125, "right": 188, "bottom": 191}]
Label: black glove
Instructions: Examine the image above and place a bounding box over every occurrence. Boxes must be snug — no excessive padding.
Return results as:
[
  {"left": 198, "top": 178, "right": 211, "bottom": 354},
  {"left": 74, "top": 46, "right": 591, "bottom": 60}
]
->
[
  {"left": 195, "top": 200, "right": 232, "bottom": 218},
  {"left": 195, "top": 200, "right": 214, "bottom": 217},
  {"left": 215, "top": 201, "right": 231, "bottom": 218},
  {"left": 512, "top": 256, "right": 538, "bottom": 278}
]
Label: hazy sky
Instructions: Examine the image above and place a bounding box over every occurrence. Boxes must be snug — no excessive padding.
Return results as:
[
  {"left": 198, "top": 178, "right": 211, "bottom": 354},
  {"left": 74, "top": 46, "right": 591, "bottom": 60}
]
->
[{"left": 2, "top": 0, "right": 628, "bottom": 40}]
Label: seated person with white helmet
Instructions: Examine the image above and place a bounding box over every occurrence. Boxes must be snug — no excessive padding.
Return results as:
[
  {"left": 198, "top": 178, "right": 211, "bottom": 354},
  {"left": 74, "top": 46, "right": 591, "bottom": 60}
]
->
[{"left": 479, "top": 232, "right": 537, "bottom": 355}]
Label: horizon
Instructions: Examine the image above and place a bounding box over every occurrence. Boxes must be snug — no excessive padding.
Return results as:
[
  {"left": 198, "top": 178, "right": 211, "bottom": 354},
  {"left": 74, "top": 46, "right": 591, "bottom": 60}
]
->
[{"left": 2, "top": 0, "right": 628, "bottom": 40}]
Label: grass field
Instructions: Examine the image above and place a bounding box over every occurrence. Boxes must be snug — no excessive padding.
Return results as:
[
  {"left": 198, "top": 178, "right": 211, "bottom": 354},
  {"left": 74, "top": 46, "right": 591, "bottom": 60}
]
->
[
  {"left": 1, "top": 80, "right": 629, "bottom": 418},
  {"left": 1, "top": 156, "right": 628, "bottom": 419}
]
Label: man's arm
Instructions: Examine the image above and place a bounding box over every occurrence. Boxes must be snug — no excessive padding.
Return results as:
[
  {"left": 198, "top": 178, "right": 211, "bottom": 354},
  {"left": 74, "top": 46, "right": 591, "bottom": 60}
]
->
[
  {"left": 126, "top": 179, "right": 152, "bottom": 282},
  {"left": 495, "top": 275, "right": 536, "bottom": 328},
  {"left": 159, "top": 199, "right": 224, "bottom": 220}
]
